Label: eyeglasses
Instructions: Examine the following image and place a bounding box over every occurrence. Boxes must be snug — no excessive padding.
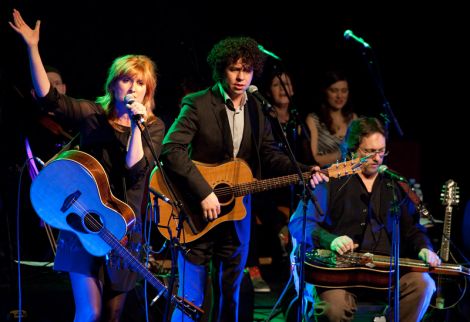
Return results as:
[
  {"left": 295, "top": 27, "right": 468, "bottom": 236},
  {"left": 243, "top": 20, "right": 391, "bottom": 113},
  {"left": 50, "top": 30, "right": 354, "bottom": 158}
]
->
[{"left": 358, "top": 147, "right": 389, "bottom": 157}]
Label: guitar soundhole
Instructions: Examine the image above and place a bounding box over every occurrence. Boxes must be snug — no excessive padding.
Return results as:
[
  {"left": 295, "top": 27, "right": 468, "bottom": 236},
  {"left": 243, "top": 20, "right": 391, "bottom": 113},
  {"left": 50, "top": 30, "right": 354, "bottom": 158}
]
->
[
  {"left": 66, "top": 213, "right": 88, "bottom": 234},
  {"left": 83, "top": 213, "right": 104, "bottom": 233},
  {"left": 214, "top": 183, "right": 233, "bottom": 203},
  {"left": 212, "top": 182, "right": 236, "bottom": 218}
]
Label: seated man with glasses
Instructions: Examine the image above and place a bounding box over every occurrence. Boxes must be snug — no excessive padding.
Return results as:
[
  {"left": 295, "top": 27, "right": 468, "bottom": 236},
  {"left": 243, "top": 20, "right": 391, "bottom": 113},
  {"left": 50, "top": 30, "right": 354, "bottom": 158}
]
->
[
  {"left": 358, "top": 147, "right": 389, "bottom": 158},
  {"left": 288, "top": 117, "right": 439, "bottom": 322}
]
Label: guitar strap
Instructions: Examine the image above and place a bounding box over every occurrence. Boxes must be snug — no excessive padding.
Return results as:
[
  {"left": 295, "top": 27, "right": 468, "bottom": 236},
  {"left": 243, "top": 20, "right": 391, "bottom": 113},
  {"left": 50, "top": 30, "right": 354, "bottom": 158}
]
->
[
  {"left": 397, "top": 181, "right": 420, "bottom": 206},
  {"left": 397, "top": 181, "right": 433, "bottom": 224}
]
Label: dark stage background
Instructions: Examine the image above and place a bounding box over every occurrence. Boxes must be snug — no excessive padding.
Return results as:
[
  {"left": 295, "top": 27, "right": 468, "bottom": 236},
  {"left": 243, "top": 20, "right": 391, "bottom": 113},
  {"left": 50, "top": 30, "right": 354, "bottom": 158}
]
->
[{"left": 1, "top": 1, "right": 469, "bottom": 319}]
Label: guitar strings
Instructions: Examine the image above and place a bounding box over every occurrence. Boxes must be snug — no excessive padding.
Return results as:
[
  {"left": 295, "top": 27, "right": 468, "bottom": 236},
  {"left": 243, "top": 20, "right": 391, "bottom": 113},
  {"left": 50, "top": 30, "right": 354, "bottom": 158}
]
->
[
  {"left": 212, "top": 172, "right": 310, "bottom": 196},
  {"left": 70, "top": 200, "right": 172, "bottom": 285},
  {"left": 70, "top": 201, "right": 204, "bottom": 318},
  {"left": 210, "top": 158, "right": 364, "bottom": 197}
]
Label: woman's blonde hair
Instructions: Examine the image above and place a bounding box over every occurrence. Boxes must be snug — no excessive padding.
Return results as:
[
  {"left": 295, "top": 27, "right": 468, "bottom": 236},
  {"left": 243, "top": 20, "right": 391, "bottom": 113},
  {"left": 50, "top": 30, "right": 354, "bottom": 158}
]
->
[{"left": 96, "top": 54, "right": 158, "bottom": 124}]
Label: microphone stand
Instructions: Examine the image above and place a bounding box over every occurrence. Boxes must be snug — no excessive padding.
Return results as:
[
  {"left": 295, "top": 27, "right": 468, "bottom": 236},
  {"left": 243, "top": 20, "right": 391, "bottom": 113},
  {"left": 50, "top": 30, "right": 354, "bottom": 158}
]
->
[
  {"left": 273, "top": 70, "right": 311, "bottom": 214},
  {"left": 265, "top": 107, "right": 323, "bottom": 322},
  {"left": 387, "top": 178, "right": 401, "bottom": 321},
  {"left": 135, "top": 121, "right": 191, "bottom": 322},
  {"left": 272, "top": 66, "right": 311, "bottom": 141},
  {"left": 354, "top": 41, "right": 404, "bottom": 137},
  {"left": 351, "top": 40, "right": 405, "bottom": 315}
]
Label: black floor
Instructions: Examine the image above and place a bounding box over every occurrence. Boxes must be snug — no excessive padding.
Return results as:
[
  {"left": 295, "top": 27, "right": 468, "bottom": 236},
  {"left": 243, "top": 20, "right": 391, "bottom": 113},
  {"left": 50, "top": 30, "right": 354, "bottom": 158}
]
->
[
  {"left": 1, "top": 263, "right": 74, "bottom": 322},
  {"left": 3, "top": 259, "right": 470, "bottom": 322}
]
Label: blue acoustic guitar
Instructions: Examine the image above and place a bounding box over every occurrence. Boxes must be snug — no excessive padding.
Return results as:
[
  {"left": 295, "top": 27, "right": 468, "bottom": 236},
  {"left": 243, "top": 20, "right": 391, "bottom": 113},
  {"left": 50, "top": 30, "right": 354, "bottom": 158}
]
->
[{"left": 30, "top": 150, "right": 203, "bottom": 321}]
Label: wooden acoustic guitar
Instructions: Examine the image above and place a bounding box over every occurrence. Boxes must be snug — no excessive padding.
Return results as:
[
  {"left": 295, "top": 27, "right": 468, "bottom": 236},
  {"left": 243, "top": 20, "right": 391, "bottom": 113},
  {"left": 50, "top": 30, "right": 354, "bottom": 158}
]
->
[
  {"left": 304, "top": 248, "right": 470, "bottom": 290},
  {"left": 150, "top": 156, "right": 370, "bottom": 243},
  {"left": 29, "top": 150, "right": 203, "bottom": 321}
]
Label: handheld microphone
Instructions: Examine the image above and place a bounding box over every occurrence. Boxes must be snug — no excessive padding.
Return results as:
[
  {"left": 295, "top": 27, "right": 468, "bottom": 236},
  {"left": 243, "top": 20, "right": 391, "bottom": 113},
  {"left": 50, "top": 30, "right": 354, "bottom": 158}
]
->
[
  {"left": 378, "top": 165, "right": 407, "bottom": 182},
  {"left": 247, "top": 85, "right": 274, "bottom": 113},
  {"left": 343, "top": 30, "right": 371, "bottom": 48},
  {"left": 124, "top": 94, "right": 145, "bottom": 124},
  {"left": 124, "top": 94, "right": 135, "bottom": 105}
]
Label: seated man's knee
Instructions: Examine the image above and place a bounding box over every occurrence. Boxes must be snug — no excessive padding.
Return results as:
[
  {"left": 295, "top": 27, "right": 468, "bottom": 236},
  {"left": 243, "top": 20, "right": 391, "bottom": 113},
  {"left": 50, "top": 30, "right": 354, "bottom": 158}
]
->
[
  {"left": 404, "top": 272, "right": 436, "bottom": 295},
  {"left": 419, "top": 272, "right": 436, "bottom": 293},
  {"left": 319, "top": 289, "right": 356, "bottom": 322}
]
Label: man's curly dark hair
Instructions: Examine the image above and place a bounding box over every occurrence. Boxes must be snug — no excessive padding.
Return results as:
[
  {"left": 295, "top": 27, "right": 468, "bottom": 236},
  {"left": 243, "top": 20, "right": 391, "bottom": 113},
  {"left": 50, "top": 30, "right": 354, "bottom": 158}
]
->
[{"left": 207, "top": 36, "right": 266, "bottom": 82}]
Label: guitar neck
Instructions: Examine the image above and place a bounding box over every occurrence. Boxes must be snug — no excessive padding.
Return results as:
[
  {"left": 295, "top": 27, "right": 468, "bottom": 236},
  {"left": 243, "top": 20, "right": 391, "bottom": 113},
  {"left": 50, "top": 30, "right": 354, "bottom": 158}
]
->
[
  {"left": 99, "top": 228, "right": 203, "bottom": 319},
  {"left": 232, "top": 157, "right": 366, "bottom": 196},
  {"left": 234, "top": 172, "right": 310, "bottom": 196},
  {"left": 439, "top": 206, "right": 453, "bottom": 262},
  {"left": 99, "top": 229, "right": 169, "bottom": 296}
]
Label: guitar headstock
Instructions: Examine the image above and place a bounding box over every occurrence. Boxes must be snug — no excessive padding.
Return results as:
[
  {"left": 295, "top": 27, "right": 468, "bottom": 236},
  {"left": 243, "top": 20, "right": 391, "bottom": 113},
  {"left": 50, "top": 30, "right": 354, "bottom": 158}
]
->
[
  {"left": 440, "top": 179, "right": 460, "bottom": 206},
  {"left": 324, "top": 155, "right": 371, "bottom": 179}
]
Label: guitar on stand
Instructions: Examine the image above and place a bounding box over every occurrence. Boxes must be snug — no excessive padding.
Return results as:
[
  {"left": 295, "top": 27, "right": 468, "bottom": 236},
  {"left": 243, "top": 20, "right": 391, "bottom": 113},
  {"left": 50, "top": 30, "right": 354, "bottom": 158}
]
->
[{"left": 429, "top": 179, "right": 467, "bottom": 316}]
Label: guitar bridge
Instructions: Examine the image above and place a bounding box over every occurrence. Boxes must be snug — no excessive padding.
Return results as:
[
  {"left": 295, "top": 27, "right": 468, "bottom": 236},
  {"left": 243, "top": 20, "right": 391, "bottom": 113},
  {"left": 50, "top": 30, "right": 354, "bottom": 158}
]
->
[{"left": 61, "top": 190, "right": 82, "bottom": 212}]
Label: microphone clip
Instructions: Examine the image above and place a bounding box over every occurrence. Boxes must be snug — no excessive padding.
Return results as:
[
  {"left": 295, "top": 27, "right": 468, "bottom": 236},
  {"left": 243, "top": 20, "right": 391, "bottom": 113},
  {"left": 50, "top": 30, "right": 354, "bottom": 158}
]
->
[
  {"left": 247, "top": 85, "right": 275, "bottom": 114},
  {"left": 149, "top": 188, "right": 175, "bottom": 207},
  {"left": 261, "top": 102, "right": 275, "bottom": 114}
]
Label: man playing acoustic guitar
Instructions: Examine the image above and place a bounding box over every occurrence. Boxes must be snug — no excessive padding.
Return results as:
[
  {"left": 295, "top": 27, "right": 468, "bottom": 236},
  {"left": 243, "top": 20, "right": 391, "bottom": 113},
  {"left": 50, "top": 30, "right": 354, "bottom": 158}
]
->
[
  {"left": 160, "top": 36, "right": 328, "bottom": 321},
  {"left": 289, "top": 117, "right": 441, "bottom": 322}
]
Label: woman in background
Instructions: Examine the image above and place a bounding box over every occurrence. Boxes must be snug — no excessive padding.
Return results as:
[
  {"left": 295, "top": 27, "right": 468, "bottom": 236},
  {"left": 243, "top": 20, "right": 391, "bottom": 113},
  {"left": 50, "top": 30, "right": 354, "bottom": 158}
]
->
[{"left": 306, "top": 70, "right": 357, "bottom": 166}]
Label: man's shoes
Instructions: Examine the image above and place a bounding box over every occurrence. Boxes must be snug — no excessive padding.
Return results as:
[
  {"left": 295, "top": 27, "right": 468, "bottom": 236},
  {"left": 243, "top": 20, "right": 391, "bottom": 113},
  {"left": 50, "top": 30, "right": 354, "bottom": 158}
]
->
[{"left": 247, "top": 266, "right": 271, "bottom": 293}]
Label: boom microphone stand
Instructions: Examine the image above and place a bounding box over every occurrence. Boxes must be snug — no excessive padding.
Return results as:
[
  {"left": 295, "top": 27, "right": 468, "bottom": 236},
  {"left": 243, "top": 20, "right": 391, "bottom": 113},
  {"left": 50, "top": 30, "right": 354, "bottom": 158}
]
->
[
  {"left": 272, "top": 66, "right": 312, "bottom": 214},
  {"left": 388, "top": 177, "right": 401, "bottom": 321},
  {"left": 344, "top": 29, "right": 403, "bottom": 137},
  {"left": 272, "top": 66, "right": 325, "bottom": 321},
  {"left": 253, "top": 46, "right": 325, "bottom": 320},
  {"left": 136, "top": 121, "right": 197, "bottom": 321},
  {"left": 257, "top": 100, "right": 323, "bottom": 322},
  {"left": 345, "top": 31, "right": 405, "bottom": 320}
]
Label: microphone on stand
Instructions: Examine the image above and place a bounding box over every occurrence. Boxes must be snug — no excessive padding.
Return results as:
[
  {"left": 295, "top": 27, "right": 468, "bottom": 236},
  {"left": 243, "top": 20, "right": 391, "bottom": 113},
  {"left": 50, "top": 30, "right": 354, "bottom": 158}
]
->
[
  {"left": 377, "top": 165, "right": 407, "bottom": 182},
  {"left": 344, "top": 29, "right": 371, "bottom": 48},
  {"left": 247, "top": 85, "right": 274, "bottom": 114},
  {"left": 124, "top": 94, "right": 145, "bottom": 124}
]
